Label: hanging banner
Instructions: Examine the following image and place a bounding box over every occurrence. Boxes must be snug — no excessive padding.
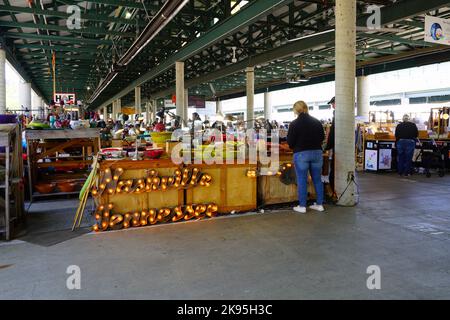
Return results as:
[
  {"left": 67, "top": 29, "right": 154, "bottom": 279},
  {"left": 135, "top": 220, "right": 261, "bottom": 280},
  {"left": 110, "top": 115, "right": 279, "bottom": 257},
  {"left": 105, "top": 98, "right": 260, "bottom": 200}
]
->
[
  {"left": 54, "top": 93, "right": 76, "bottom": 105},
  {"left": 425, "top": 15, "right": 450, "bottom": 46},
  {"left": 188, "top": 95, "right": 206, "bottom": 108}
]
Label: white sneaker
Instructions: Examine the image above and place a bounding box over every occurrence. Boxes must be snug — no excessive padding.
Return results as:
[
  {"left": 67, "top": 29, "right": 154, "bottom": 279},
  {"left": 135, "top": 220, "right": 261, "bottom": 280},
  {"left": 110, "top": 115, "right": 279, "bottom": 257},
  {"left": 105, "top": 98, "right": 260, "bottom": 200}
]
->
[
  {"left": 309, "top": 203, "right": 325, "bottom": 212},
  {"left": 293, "top": 206, "right": 307, "bottom": 214}
]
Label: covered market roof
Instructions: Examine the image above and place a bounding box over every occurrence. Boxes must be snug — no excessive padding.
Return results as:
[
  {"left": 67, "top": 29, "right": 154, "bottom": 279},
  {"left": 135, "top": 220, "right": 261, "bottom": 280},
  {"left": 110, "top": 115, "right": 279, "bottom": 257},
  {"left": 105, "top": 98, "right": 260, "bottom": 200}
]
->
[{"left": 1, "top": 0, "right": 450, "bottom": 109}]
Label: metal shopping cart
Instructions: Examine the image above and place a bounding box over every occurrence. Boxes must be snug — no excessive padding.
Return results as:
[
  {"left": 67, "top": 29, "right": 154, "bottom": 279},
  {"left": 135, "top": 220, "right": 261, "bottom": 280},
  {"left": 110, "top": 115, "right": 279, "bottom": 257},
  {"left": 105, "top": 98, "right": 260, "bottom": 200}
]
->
[{"left": 414, "top": 139, "right": 446, "bottom": 178}]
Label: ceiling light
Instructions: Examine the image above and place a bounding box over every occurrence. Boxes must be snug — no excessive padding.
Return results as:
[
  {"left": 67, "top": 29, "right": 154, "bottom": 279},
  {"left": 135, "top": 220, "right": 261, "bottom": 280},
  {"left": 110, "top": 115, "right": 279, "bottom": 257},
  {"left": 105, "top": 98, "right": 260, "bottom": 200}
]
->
[
  {"left": 288, "top": 29, "right": 335, "bottom": 42},
  {"left": 125, "top": 11, "right": 132, "bottom": 19}
]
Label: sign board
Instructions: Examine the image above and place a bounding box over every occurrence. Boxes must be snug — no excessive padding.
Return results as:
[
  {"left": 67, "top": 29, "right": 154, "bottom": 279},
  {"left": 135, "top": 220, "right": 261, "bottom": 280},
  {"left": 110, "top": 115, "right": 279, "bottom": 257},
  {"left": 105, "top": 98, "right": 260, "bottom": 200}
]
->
[
  {"left": 169, "top": 95, "right": 205, "bottom": 108},
  {"left": 164, "top": 99, "right": 175, "bottom": 109},
  {"left": 425, "top": 15, "right": 450, "bottom": 46},
  {"left": 365, "top": 149, "right": 378, "bottom": 171},
  {"left": 54, "top": 93, "right": 76, "bottom": 105},
  {"left": 188, "top": 95, "right": 206, "bottom": 108}
]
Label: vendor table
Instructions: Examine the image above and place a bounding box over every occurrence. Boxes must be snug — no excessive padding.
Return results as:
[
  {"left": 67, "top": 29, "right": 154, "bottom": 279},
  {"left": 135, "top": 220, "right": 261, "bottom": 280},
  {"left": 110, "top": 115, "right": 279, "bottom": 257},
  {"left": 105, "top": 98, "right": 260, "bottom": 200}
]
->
[{"left": 364, "top": 138, "right": 450, "bottom": 172}]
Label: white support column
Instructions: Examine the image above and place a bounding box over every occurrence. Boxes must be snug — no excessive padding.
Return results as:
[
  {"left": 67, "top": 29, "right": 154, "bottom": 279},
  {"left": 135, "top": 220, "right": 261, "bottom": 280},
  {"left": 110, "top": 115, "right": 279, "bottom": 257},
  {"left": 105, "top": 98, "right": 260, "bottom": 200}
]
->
[
  {"left": 145, "top": 101, "right": 150, "bottom": 124},
  {"left": 32, "top": 94, "right": 44, "bottom": 119},
  {"left": 103, "top": 106, "right": 107, "bottom": 120},
  {"left": 112, "top": 100, "right": 116, "bottom": 121},
  {"left": 184, "top": 89, "right": 188, "bottom": 124},
  {"left": 175, "top": 61, "right": 185, "bottom": 125},
  {"left": 264, "top": 90, "right": 271, "bottom": 120},
  {"left": 43, "top": 101, "right": 49, "bottom": 119},
  {"left": 246, "top": 66, "right": 255, "bottom": 129},
  {"left": 357, "top": 75, "right": 370, "bottom": 119},
  {"left": 135, "top": 86, "right": 141, "bottom": 117},
  {"left": 216, "top": 98, "right": 223, "bottom": 116},
  {"left": 152, "top": 99, "right": 157, "bottom": 122},
  {"left": 0, "top": 48, "right": 6, "bottom": 114},
  {"left": 19, "top": 81, "right": 32, "bottom": 114},
  {"left": 116, "top": 99, "right": 121, "bottom": 121},
  {"left": 39, "top": 97, "right": 44, "bottom": 119},
  {"left": 335, "top": 0, "right": 356, "bottom": 206}
]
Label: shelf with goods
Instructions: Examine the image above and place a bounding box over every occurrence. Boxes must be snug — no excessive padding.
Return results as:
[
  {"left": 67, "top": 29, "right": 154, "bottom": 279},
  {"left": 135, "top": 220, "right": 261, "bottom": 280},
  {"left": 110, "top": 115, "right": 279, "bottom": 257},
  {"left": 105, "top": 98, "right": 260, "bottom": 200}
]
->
[
  {"left": 24, "top": 128, "right": 101, "bottom": 201},
  {"left": 0, "top": 124, "right": 25, "bottom": 240}
]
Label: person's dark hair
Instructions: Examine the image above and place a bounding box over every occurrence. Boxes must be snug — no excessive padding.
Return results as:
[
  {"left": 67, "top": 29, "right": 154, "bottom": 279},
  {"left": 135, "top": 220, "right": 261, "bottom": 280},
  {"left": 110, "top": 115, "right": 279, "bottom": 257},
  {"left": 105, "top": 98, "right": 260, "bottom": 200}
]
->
[{"left": 96, "top": 120, "right": 106, "bottom": 128}]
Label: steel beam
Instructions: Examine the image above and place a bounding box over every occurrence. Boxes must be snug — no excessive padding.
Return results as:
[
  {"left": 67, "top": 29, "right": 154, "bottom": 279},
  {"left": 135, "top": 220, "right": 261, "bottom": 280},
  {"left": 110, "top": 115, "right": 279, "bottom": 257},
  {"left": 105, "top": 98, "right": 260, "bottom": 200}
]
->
[
  {"left": 148, "top": 0, "right": 449, "bottom": 99},
  {"left": 360, "top": 33, "right": 431, "bottom": 47},
  {"left": 0, "top": 20, "right": 135, "bottom": 37},
  {"left": 14, "top": 43, "right": 104, "bottom": 53},
  {"left": 0, "top": 4, "right": 147, "bottom": 26},
  {"left": 91, "top": 0, "right": 294, "bottom": 108},
  {"left": 3, "top": 32, "right": 114, "bottom": 45}
]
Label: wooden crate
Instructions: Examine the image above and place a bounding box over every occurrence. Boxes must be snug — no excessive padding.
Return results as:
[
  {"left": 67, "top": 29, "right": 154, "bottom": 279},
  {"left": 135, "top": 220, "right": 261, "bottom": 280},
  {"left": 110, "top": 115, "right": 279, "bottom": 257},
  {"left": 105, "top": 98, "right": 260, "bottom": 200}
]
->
[
  {"left": 257, "top": 153, "right": 328, "bottom": 206},
  {"left": 258, "top": 154, "right": 296, "bottom": 206},
  {"left": 185, "top": 163, "right": 257, "bottom": 214}
]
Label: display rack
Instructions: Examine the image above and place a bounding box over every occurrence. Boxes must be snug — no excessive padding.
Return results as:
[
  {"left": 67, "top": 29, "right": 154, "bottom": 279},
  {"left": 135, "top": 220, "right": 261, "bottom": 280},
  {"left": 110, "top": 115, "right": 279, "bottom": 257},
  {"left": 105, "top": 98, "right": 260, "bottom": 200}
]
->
[
  {"left": 0, "top": 124, "right": 25, "bottom": 240},
  {"left": 25, "top": 129, "right": 101, "bottom": 202}
]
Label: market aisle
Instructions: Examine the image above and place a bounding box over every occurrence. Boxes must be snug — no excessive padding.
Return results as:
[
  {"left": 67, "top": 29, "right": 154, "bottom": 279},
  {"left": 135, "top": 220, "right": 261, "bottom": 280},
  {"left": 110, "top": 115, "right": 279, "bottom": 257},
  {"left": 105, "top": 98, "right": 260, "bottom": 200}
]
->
[{"left": 1, "top": 173, "right": 450, "bottom": 299}]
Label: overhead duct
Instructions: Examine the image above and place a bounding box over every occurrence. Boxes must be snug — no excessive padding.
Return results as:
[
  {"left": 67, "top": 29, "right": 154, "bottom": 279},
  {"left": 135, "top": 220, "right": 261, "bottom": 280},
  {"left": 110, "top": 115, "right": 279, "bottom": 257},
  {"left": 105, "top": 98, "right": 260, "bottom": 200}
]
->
[
  {"left": 118, "top": 0, "right": 189, "bottom": 66},
  {"left": 88, "top": 0, "right": 189, "bottom": 104}
]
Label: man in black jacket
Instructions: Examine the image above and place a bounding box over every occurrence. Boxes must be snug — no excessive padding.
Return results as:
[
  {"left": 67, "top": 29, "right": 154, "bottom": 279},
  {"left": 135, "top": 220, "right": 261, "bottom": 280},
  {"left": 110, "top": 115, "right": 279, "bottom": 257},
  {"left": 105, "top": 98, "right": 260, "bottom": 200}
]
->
[
  {"left": 325, "top": 97, "right": 335, "bottom": 190},
  {"left": 287, "top": 101, "right": 325, "bottom": 214},
  {"left": 395, "top": 114, "right": 418, "bottom": 176}
]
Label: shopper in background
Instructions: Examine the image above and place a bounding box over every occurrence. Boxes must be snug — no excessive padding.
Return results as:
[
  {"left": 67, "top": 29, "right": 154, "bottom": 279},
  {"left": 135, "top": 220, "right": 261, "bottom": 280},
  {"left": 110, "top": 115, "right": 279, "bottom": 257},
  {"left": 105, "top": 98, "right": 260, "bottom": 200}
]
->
[
  {"left": 287, "top": 101, "right": 325, "bottom": 214},
  {"left": 113, "top": 120, "right": 123, "bottom": 132},
  {"left": 325, "top": 96, "right": 336, "bottom": 191},
  {"left": 154, "top": 119, "right": 166, "bottom": 132},
  {"left": 395, "top": 114, "right": 418, "bottom": 177}
]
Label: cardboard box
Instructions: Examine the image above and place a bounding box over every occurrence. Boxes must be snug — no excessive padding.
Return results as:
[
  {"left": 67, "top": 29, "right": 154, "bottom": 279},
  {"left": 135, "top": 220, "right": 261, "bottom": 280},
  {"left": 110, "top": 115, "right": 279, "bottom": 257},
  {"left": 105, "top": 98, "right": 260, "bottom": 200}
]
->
[{"left": 111, "top": 139, "right": 123, "bottom": 148}]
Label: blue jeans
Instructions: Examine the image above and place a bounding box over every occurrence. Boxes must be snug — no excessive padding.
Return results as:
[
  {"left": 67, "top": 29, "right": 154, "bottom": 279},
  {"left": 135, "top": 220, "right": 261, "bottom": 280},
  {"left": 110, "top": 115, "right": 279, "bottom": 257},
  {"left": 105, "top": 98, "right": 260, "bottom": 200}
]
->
[
  {"left": 397, "top": 139, "right": 416, "bottom": 175},
  {"left": 293, "top": 150, "right": 324, "bottom": 207}
]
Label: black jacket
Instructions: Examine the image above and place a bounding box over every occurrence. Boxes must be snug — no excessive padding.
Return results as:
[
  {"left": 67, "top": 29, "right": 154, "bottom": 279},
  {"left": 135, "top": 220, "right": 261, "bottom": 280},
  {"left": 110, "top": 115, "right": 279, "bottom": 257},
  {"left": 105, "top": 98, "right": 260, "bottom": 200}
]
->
[
  {"left": 395, "top": 121, "right": 418, "bottom": 141},
  {"left": 326, "top": 112, "right": 335, "bottom": 150},
  {"left": 287, "top": 113, "right": 325, "bottom": 153}
]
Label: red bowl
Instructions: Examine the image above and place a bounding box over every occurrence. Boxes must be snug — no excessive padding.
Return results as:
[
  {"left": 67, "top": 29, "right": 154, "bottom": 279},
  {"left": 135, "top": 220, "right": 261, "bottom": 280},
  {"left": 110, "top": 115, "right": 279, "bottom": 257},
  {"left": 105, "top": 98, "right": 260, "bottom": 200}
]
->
[{"left": 144, "top": 149, "right": 164, "bottom": 159}]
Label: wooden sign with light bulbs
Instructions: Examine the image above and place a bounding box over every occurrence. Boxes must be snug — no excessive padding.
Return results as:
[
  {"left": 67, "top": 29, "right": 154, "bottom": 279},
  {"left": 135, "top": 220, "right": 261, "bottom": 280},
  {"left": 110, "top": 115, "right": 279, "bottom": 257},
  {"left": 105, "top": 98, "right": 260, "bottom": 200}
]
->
[
  {"left": 91, "top": 166, "right": 218, "bottom": 232},
  {"left": 91, "top": 167, "right": 213, "bottom": 197},
  {"left": 93, "top": 203, "right": 219, "bottom": 232}
]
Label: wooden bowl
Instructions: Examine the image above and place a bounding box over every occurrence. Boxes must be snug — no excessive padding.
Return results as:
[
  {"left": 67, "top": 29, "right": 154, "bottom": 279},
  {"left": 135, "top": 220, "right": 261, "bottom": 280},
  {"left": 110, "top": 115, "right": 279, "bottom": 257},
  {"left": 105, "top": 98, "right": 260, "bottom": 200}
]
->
[
  {"left": 35, "top": 183, "right": 56, "bottom": 194},
  {"left": 57, "top": 181, "right": 78, "bottom": 193}
]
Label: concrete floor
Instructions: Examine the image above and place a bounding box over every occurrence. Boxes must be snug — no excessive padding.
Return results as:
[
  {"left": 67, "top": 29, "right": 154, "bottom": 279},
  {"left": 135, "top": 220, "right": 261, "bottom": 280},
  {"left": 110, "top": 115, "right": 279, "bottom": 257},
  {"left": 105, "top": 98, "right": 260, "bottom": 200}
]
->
[{"left": 1, "top": 172, "right": 450, "bottom": 299}]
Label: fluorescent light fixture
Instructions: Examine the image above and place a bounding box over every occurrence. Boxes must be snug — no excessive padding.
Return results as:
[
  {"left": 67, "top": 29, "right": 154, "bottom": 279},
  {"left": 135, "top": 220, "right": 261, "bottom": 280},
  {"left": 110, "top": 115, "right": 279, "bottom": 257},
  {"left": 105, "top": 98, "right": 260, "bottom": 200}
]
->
[
  {"left": 118, "top": 0, "right": 189, "bottom": 67},
  {"left": 125, "top": 11, "right": 132, "bottom": 19},
  {"left": 355, "top": 26, "right": 405, "bottom": 33},
  {"left": 287, "top": 26, "right": 404, "bottom": 43},
  {"left": 88, "top": 0, "right": 189, "bottom": 105},
  {"left": 288, "top": 29, "right": 335, "bottom": 42}
]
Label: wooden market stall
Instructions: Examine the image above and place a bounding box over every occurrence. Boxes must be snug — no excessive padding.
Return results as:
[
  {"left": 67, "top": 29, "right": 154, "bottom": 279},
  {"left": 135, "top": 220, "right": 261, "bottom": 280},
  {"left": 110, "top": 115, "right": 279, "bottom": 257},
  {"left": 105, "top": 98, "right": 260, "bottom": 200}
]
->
[
  {"left": 25, "top": 128, "right": 101, "bottom": 201},
  {"left": 77, "top": 143, "right": 332, "bottom": 233},
  {"left": 0, "top": 124, "right": 25, "bottom": 240}
]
